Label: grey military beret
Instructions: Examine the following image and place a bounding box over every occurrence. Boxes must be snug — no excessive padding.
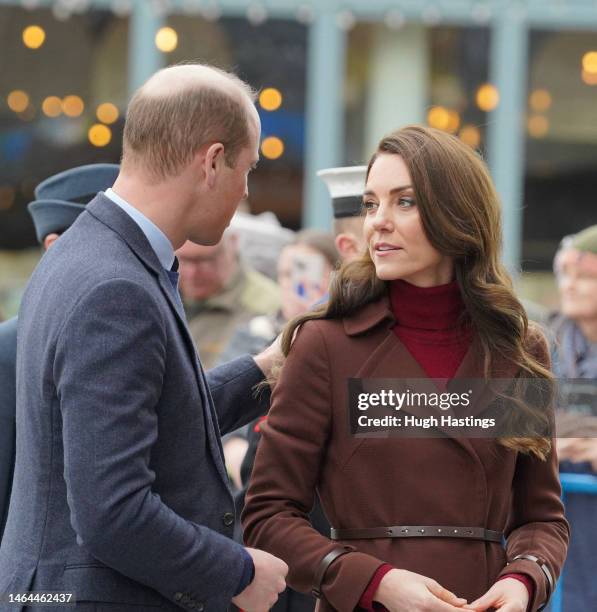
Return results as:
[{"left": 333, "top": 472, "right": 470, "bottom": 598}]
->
[{"left": 28, "top": 163, "right": 119, "bottom": 244}]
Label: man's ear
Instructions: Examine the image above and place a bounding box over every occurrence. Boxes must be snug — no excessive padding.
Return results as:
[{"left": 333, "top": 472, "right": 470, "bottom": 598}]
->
[
  {"left": 204, "top": 142, "right": 226, "bottom": 188},
  {"left": 335, "top": 232, "right": 360, "bottom": 263},
  {"left": 43, "top": 233, "right": 60, "bottom": 251}
]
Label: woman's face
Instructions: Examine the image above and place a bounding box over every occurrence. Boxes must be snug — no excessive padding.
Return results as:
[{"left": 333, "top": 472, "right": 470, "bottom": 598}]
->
[
  {"left": 363, "top": 153, "right": 453, "bottom": 287},
  {"left": 557, "top": 251, "right": 597, "bottom": 322}
]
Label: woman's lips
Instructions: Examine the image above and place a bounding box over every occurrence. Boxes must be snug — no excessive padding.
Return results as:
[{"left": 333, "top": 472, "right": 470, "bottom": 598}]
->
[{"left": 374, "top": 246, "right": 402, "bottom": 257}]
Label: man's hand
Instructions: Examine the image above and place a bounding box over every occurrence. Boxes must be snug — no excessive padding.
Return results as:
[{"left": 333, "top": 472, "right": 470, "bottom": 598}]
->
[
  {"left": 464, "top": 578, "right": 529, "bottom": 612},
  {"left": 231, "top": 548, "right": 288, "bottom": 612},
  {"left": 253, "top": 334, "right": 283, "bottom": 380},
  {"left": 374, "top": 569, "right": 468, "bottom": 612}
]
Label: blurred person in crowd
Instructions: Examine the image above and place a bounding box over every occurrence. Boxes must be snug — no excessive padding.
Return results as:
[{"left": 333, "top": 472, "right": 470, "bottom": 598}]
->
[
  {"left": 223, "top": 229, "right": 338, "bottom": 480},
  {"left": 0, "top": 163, "right": 119, "bottom": 544},
  {"left": 178, "top": 229, "right": 281, "bottom": 369},
  {"left": 318, "top": 165, "right": 368, "bottom": 263},
  {"left": 277, "top": 229, "right": 338, "bottom": 322},
  {"left": 549, "top": 224, "right": 597, "bottom": 610},
  {"left": 0, "top": 63, "right": 288, "bottom": 612},
  {"left": 230, "top": 207, "right": 295, "bottom": 281},
  {"left": 551, "top": 225, "right": 597, "bottom": 380},
  {"left": 243, "top": 126, "right": 569, "bottom": 612},
  {"left": 222, "top": 165, "right": 366, "bottom": 365}
]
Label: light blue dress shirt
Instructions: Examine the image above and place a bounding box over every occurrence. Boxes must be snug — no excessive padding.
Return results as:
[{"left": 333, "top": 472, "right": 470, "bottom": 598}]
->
[{"left": 103, "top": 188, "right": 175, "bottom": 271}]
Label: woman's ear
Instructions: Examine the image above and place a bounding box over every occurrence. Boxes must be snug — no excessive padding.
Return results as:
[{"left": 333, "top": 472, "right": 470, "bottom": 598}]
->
[{"left": 204, "top": 142, "right": 225, "bottom": 188}]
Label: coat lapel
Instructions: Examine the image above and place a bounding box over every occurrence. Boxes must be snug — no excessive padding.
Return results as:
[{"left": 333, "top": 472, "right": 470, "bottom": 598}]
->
[
  {"left": 86, "top": 194, "right": 230, "bottom": 486},
  {"left": 345, "top": 293, "right": 505, "bottom": 458},
  {"left": 354, "top": 331, "right": 470, "bottom": 442}
]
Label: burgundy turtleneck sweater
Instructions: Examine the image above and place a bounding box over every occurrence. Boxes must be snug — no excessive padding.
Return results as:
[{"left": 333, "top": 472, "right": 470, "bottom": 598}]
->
[{"left": 357, "top": 279, "right": 533, "bottom": 611}]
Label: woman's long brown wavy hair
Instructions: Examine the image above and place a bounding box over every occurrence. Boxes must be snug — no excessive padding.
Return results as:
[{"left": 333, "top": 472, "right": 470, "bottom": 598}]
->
[{"left": 278, "top": 125, "right": 553, "bottom": 459}]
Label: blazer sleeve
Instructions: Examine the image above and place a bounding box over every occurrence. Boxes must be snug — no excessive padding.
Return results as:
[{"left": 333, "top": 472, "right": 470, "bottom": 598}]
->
[
  {"left": 242, "top": 320, "right": 385, "bottom": 611},
  {"left": 54, "top": 279, "right": 247, "bottom": 608},
  {"left": 497, "top": 325, "right": 570, "bottom": 611},
  {"left": 206, "top": 355, "right": 270, "bottom": 436}
]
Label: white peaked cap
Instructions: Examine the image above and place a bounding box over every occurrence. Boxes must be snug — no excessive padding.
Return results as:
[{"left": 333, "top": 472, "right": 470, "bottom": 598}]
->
[{"left": 317, "top": 165, "right": 367, "bottom": 218}]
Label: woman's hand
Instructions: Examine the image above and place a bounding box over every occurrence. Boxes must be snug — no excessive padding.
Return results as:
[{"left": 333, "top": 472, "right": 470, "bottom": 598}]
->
[
  {"left": 374, "top": 568, "right": 468, "bottom": 612},
  {"left": 464, "top": 577, "right": 529, "bottom": 612}
]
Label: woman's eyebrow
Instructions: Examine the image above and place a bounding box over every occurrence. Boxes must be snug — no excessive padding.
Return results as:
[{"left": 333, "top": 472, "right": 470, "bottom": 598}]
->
[{"left": 363, "top": 184, "right": 413, "bottom": 197}]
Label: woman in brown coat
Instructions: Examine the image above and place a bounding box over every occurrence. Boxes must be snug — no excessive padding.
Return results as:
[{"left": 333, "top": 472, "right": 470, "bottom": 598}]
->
[{"left": 242, "top": 126, "right": 569, "bottom": 612}]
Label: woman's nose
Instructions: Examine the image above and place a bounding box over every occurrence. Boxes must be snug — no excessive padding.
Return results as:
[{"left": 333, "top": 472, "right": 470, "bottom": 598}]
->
[{"left": 372, "top": 203, "right": 394, "bottom": 232}]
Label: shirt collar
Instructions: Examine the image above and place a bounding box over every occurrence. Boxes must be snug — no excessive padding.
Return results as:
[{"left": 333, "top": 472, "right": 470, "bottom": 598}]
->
[{"left": 104, "top": 188, "right": 175, "bottom": 271}]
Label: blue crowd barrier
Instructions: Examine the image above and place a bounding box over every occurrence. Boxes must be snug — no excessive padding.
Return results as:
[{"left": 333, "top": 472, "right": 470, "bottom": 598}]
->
[{"left": 550, "top": 472, "right": 597, "bottom": 612}]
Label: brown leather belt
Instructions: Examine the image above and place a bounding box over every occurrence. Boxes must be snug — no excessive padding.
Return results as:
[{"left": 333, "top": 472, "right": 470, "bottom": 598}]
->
[{"left": 331, "top": 525, "right": 503, "bottom": 543}]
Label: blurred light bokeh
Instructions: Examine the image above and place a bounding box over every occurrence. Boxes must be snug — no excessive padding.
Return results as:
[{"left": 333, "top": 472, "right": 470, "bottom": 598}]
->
[{"left": 1, "top": 0, "right": 596, "bottom": 317}]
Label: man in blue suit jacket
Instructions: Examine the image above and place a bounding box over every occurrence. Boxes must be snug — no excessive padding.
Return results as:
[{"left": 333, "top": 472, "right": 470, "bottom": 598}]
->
[
  {"left": 0, "top": 64, "right": 287, "bottom": 611},
  {"left": 0, "top": 163, "right": 120, "bottom": 543}
]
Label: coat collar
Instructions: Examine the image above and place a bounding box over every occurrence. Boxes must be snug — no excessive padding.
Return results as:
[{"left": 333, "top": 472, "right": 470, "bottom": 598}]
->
[
  {"left": 342, "top": 293, "right": 518, "bottom": 379},
  {"left": 347, "top": 293, "right": 520, "bottom": 458},
  {"left": 343, "top": 293, "right": 396, "bottom": 337},
  {"left": 86, "top": 192, "right": 165, "bottom": 278}
]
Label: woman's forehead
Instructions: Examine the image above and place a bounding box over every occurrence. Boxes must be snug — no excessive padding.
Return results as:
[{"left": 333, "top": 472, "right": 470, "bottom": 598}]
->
[{"left": 366, "top": 154, "right": 410, "bottom": 188}]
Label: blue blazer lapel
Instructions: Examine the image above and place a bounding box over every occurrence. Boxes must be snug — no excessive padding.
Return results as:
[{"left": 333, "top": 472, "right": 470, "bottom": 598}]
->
[
  {"left": 86, "top": 193, "right": 164, "bottom": 277},
  {"left": 157, "top": 273, "right": 228, "bottom": 483},
  {"left": 86, "top": 194, "right": 230, "bottom": 487}
]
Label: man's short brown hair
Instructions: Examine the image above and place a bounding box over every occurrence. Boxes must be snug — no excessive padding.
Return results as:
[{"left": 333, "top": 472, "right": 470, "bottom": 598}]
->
[
  {"left": 122, "top": 64, "right": 256, "bottom": 181},
  {"left": 333, "top": 216, "right": 363, "bottom": 238}
]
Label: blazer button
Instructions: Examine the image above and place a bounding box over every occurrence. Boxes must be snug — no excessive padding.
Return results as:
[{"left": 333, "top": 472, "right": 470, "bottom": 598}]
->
[
  {"left": 174, "top": 593, "right": 183, "bottom": 602},
  {"left": 196, "top": 604, "right": 205, "bottom": 612},
  {"left": 223, "top": 512, "right": 235, "bottom": 526}
]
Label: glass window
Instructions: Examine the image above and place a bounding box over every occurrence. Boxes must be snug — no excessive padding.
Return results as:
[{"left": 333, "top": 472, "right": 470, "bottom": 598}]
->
[
  {"left": 0, "top": 4, "right": 128, "bottom": 250},
  {"left": 165, "top": 14, "right": 307, "bottom": 229},
  {"left": 523, "top": 29, "right": 597, "bottom": 271},
  {"left": 345, "top": 23, "right": 490, "bottom": 163}
]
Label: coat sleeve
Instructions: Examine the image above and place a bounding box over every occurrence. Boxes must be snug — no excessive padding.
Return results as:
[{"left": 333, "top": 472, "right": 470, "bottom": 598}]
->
[
  {"left": 206, "top": 354, "right": 270, "bottom": 436},
  {"left": 242, "top": 320, "right": 385, "bottom": 611},
  {"left": 497, "top": 325, "right": 570, "bottom": 612},
  {"left": 54, "top": 279, "right": 248, "bottom": 608}
]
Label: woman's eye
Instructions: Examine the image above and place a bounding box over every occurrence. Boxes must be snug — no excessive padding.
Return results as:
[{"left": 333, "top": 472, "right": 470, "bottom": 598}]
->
[
  {"left": 362, "top": 200, "right": 378, "bottom": 213},
  {"left": 398, "top": 197, "right": 415, "bottom": 208}
]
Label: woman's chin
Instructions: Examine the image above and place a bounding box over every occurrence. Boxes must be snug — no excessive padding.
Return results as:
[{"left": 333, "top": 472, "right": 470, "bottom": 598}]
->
[{"left": 374, "top": 265, "right": 405, "bottom": 281}]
